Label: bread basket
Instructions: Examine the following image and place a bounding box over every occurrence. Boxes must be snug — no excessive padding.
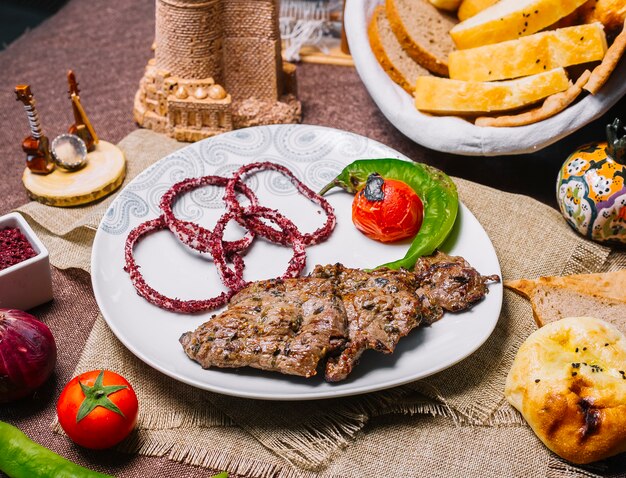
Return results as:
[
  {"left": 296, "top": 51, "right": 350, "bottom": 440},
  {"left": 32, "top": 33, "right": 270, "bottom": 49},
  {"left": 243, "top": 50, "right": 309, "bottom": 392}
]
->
[{"left": 344, "top": 0, "right": 626, "bottom": 156}]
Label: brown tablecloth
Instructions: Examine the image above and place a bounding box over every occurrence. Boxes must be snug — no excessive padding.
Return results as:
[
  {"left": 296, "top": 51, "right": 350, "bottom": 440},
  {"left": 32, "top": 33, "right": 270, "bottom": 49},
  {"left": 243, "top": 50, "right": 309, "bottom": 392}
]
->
[{"left": 1, "top": 1, "right": 625, "bottom": 477}]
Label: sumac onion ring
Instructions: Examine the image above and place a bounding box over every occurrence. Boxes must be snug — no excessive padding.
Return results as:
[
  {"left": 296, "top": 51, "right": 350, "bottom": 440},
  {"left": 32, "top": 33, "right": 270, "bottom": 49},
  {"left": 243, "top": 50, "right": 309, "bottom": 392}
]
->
[
  {"left": 224, "top": 162, "right": 336, "bottom": 247},
  {"left": 160, "top": 175, "right": 258, "bottom": 254},
  {"left": 124, "top": 215, "right": 243, "bottom": 313},
  {"left": 210, "top": 206, "right": 307, "bottom": 291},
  {"left": 125, "top": 162, "right": 335, "bottom": 314}
]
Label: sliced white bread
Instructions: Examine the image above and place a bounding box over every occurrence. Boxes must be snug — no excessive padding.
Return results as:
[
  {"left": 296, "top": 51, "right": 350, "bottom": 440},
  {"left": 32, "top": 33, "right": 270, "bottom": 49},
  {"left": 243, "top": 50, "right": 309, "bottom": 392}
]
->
[
  {"left": 414, "top": 68, "right": 570, "bottom": 115},
  {"left": 428, "top": 0, "right": 462, "bottom": 12},
  {"left": 386, "top": 0, "right": 457, "bottom": 76},
  {"left": 369, "top": 5, "right": 431, "bottom": 93},
  {"left": 450, "top": 0, "right": 591, "bottom": 49},
  {"left": 457, "top": 0, "right": 498, "bottom": 21},
  {"left": 449, "top": 23, "right": 608, "bottom": 81}
]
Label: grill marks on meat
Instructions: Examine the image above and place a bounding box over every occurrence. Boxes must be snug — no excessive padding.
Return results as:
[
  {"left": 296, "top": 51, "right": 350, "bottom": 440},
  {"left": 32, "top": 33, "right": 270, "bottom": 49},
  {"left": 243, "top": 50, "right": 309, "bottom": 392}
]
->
[
  {"left": 180, "top": 278, "right": 346, "bottom": 378},
  {"left": 311, "top": 264, "right": 432, "bottom": 382},
  {"left": 181, "top": 253, "right": 499, "bottom": 381}
]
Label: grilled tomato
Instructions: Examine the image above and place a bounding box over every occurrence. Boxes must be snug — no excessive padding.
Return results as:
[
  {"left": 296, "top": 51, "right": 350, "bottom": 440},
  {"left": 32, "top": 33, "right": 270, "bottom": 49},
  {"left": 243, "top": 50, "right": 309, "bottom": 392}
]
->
[{"left": 352, "top": 173, "right": 423, "bottom": 243}]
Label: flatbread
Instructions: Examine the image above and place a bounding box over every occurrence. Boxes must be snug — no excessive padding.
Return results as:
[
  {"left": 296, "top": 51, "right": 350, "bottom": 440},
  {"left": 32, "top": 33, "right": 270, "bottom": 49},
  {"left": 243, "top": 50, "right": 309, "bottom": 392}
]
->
[
  {"left": 474, "top": 19, "right": 626, "bottom": 127},
  {"left": 474, "top": 70, "right": 591, "bottom": 127},
  {"left": 505, "top": 316, "right": 626, "bottom": 465},
  {"left": 584, "top": 18, "right": 626, "bottom": 94}
]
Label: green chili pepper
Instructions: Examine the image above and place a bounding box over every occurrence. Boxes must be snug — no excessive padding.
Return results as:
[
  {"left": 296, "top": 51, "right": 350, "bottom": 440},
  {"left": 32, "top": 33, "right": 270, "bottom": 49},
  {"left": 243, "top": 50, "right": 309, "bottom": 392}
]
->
[
  {"left": 0, "top": 421, "right": 113, "bottom": 478},
  {"left": 319, "top": 158, "right": 458, "bottom": 270}
]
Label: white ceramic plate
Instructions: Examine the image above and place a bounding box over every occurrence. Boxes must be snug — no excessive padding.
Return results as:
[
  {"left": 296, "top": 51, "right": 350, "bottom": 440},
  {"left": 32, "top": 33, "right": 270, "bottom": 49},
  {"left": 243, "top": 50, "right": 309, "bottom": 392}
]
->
[
  {"left": 344, "top": 0, "right": 626, "bottom": 156},
  {"left": 92, "top": 124, "right": 502, "bottom": 400}
]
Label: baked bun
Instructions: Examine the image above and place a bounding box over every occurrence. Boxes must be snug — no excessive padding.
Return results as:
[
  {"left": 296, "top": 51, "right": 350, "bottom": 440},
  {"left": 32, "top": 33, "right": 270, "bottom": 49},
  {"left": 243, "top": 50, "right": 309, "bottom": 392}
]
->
[{"left": 505, "top": 317, "right": 626, "bottom": 464}]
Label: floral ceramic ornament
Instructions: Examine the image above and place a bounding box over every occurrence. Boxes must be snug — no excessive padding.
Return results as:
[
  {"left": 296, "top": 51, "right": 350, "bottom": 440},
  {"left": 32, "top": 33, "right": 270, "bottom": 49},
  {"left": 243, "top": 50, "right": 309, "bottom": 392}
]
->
[{"left": 557, "top": 119, "right": 626, "bottom": 244}]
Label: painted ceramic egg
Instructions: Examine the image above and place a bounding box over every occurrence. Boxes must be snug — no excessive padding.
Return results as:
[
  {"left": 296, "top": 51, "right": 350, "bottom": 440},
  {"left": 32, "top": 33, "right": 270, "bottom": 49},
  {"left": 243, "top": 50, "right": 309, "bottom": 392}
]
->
[{"left": 557, "top": 119, "right": 626, "bottom": 244}]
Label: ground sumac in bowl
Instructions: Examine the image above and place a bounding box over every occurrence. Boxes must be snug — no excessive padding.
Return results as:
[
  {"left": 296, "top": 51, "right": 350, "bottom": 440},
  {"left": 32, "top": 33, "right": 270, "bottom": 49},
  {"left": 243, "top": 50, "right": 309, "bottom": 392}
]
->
[{"left": 0, "top": 227, "right": 37, "bottom": 271}]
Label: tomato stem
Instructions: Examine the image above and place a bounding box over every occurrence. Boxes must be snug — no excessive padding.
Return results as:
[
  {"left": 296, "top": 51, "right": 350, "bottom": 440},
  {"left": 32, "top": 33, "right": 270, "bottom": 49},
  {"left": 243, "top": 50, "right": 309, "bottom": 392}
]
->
[
  {"left": 363, "top": 173, "right": 385, "bottom": 201},
  {"left": 319, "top": 159, "right": 458, "bottom": 270},
  {"left": 76, "top": 370, "right": 128, "bottom": 422}
]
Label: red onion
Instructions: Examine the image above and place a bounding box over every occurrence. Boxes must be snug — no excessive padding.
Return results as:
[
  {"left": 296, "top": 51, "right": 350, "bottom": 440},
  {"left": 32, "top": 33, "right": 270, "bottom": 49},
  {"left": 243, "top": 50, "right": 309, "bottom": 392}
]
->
[
  {"left": 159, "top": 175, "right": 259, "bottom": 255},
  {"left": 210, "top": 206, "right": 307, "bottom": 292},
  {"left": 0, "top": 308, "right": 57, "bottom": 403},
  {"left": 124, "top": 162, "right": 336, "bottom": 314},
  {"left": 224, "top": 161, "right": 336, "bottom": 247},
  {"left": 124, "top": 216, "right": 242, "bottom": 313}
]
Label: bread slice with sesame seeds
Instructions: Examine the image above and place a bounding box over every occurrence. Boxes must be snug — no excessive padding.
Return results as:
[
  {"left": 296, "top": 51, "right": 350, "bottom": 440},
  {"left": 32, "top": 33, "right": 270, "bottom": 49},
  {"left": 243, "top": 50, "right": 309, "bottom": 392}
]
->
[
  {"left": 448, "top": 23, "right": 608, "bottom": 82},
  {"left": 385, "top": 0, "right": 457, "bottom": 76},
  {"left": 450, "top": 0, "right": 591, "bottom": 49},
  {"left": 368, "top": 5, "right": 432, "bottom": 93},
  {"left": 413, "top": 68, "right": 571, "bottom": 115}
]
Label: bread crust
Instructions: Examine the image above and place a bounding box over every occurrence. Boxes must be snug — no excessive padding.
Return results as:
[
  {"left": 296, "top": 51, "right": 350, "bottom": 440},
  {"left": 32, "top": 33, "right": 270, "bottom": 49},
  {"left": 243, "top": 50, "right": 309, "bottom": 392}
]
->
[
  {"left": 504, "top": 278, "right": 545, "bottom": 327},
  {"left": 505, "top": 269, "right": 626, "bottom": 305},
  {"left": 505, "top": 317, "right": 626, "bottom": 464},
  {"left": 385, "top": 0, "right": 451, "bottom": 76},
  {"left": 585, "top": 18, "right": 626, "bottom": 94},
  {"left": 368, "top": 5, "right": 415, "bottom": 93}
]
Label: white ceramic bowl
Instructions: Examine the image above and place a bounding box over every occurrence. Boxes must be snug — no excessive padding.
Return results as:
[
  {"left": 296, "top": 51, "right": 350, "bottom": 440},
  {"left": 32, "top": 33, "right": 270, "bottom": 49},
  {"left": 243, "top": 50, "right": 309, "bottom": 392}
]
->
[
  {"left": 0, "top": 212, "right": 53, "bottom": 310},
  {"left": 344, "top": 0, "right": 626, "bottom": 156}
]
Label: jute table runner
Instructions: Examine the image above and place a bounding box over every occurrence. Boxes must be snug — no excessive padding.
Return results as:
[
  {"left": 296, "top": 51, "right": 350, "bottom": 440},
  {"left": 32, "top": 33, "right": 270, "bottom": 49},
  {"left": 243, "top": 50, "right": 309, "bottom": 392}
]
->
[{"left": 16, "top": 129, "right": 624, "bottom": 477}]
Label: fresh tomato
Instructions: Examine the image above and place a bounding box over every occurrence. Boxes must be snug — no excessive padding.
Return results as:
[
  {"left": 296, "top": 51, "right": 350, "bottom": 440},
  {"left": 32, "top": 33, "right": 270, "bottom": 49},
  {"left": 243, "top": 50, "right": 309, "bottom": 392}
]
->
[
  {"left": 352, "top": 173, "right": 424, "bottom": 243},
  {"left": 57, "top": 370, "right": 138, "bottom": 449}
]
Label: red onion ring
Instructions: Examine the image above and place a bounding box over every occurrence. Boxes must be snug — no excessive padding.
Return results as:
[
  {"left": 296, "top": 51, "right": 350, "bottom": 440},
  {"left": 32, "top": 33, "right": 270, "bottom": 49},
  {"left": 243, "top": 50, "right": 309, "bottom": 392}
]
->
[
  {"left": 124, "top": 215, "right": 244, "bottom": 313},
  {"left": 160, "top": 175, "right": 258, "bottom": 254},
  {"left": 125, "top": 162, "right": 333, "bottom": 314},
  {"left": 224, "top": 162, "right": 336, "bottom": 247},
  {"left": 210, "top": 206, "right": 307, "bottom": 292}
]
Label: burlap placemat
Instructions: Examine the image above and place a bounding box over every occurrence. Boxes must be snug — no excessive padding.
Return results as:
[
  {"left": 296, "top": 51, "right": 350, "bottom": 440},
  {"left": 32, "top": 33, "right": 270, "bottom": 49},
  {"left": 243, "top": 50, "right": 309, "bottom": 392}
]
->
[{"left": 16, "top": 129, "right": 622, "bottom": 476}]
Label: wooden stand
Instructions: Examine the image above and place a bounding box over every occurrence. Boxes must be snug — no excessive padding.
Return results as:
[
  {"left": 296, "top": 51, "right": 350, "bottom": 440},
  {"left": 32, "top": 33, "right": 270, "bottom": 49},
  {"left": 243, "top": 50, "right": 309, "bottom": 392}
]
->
[
  {"left": 293, "top": 43, "right": 354, "bottom": 67},
  {"left": 22, "top": 140, "right": 126, "bottom": 207}
]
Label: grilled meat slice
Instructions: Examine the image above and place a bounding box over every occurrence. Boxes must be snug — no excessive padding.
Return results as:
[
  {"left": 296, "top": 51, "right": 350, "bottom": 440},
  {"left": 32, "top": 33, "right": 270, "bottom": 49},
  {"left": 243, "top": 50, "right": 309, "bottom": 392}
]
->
[
  {"left": 311, "top": 264, "right": 435, "bottom": 382},
  {"left": 414, "top": 252, "right": 501, "bottom": 316},
  {"left": 180, "top": 254, "right": 499, "bottom": 382},
  {"left": 311, "top": 255, "right": 499, "bottom": 382},
  {"left": 180, "top": 277, "right": 346, "bottom": 378}
]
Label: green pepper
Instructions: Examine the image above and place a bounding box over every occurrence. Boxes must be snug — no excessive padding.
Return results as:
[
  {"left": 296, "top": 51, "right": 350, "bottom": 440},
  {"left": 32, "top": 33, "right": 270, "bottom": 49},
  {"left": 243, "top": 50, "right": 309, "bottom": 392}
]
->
[
  {"left": 0, "top": 421, "right": 113, "bottom": 478},
  {"left": 319, "top": 158, "right": 458, "bottom": 270}
]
